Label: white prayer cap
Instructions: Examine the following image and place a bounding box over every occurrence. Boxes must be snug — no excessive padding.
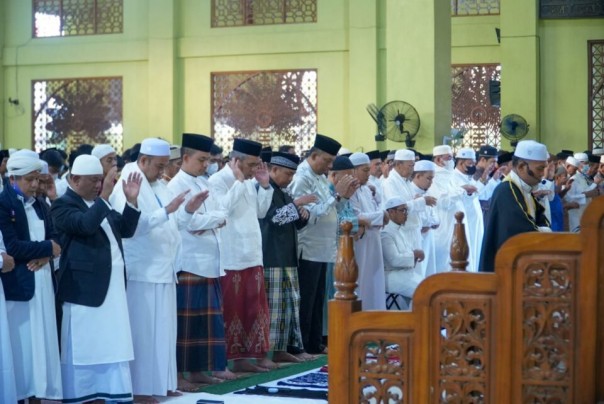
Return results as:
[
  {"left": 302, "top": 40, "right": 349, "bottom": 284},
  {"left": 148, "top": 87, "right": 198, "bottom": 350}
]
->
[
  {"left": 7, "top": 149, "right": 43, "bottom": 177},
  {"left": 91, "top": 144, "right": 116, "bottom": 160},
  {"left": 414, "top": 160, "right": 436, "bottom": 172},
  {"left": 565, "top": 156, "right": 579, "bottom": 167},
  {"left": 337, "top": 147, "right": 351, "bottom": 156},
  {"left": 169, "top": 145, "right": 181, "bottom": 160},
  {"left": 8, "top": 148, "right": 17, "bottom": 156},
  {"left": 593, "top": 148, "right": 604, "bottom": 156},
  {"left": 514, "top": 140, "right": 548, "bottom": 161},
  {"left": 573, "top": 152, "right": 588, "bottom": 162},
  {"left": 433, "top": 145, "right": 452, "bottom": 156},
  {"left": 140, "top": 138, "right": 170, "bottom": 157},
  {"left": 71, "top": 154, "right": 103, "bottom": 176},
  {"left": 456, "top": 148, "right": 476, "bottom": 161},
  {"left": 40, "top": 160, "right": 49, "bottom": 175},
  {"left": 384, "top": 196, "right": 409, "bottom": 210},
  {"left": 394, "top": 149, "right": 415, "bottom": 161},
  {"left": 349, "top": 152, "right": 370, "bottom": 166}
]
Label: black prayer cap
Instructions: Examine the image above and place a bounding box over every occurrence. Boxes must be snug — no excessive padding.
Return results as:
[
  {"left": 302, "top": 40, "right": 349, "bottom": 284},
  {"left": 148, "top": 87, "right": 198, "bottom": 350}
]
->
[
  {"left": 379, "top": 150, "right": 390, "bottom": 161},
  {"left": 420, "top": 154, "right": 433, "bottom": 161},
  {"left": 561, "top": 149, "right": 574, "bottom": 156},
  {"left": 270, "top": 151, "right": 300, "bottom": 170},
  {"left": 497, "top": 151, "right": 513, "bottom": 165},
  {"left": 366, "top": 150, "right": 380, "bottom": 161},
  {"left": 41, "top": 149, "right": 64, "bottom": 168},
  {"left": 331, "top": 155, "right": 354, "bottom": 171},
  {"left": 182, "top": 133, "right": 214, "bottom": 152},
  {"left": 588, "top": 152, "right": 600, "bottom": 164},
  {"left": 261, "top": 147, "right": 273, "bottom": 163},
  {"left": 210, "top": 144, "right": 223, "bottom": 155},
  {"left": 313, "top": 134, "right": 341, "bottom": 156},
  {"left": 0, "top": 149, "right": 10, "bottom": 160},
  {"left": 233, "top": 138, "right": 262, "bottom": 157},
  {"left": 478, "top": 145, "right": 498, "bottom": 158}
]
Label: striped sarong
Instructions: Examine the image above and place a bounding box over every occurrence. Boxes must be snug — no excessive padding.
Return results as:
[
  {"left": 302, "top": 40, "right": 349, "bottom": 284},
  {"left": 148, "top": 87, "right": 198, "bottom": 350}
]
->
[
  {"left": 220, "top": 266, "right": 270, "bottom": 360},
  {"left": 264, "top": 266, "right": 304, "bottom": 352},
  {"left": 176, "top": 272, "right": 226, "bottom": 372}
]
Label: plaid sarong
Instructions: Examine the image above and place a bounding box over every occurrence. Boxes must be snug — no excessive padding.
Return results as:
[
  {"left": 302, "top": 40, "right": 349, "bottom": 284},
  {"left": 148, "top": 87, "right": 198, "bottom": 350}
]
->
[
  {"left": 176, "top": 272, "right": 226, "bottom": 372},
  {"left": 264, "top": 266, "right": 304, "bottom": 352},
  {"left": 221, "top": 266, "right": 270, "bottom": 359}
]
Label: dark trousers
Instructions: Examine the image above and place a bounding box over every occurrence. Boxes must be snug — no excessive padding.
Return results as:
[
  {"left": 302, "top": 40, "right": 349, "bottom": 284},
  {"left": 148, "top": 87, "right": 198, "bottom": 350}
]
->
[{"left": 297, "top": 259, "right": 327, "bottom": 354}]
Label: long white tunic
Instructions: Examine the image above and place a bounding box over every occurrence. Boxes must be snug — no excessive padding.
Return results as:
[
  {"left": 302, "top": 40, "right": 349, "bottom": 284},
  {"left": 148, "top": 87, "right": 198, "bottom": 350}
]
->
[
  {"left": 349, "top": 185, "right": 386, "bottom": 310},
  {"left": 168, "top": 170, "right": 227, "bottom": 278},
  {"left": 6, "top": 198, "right": 62, "bottom": 401},
  {"left": 209, "top": 164, "right": 273, "bottom": 270},
  {"left": 0, "top": 267, "right": 17, "bottom": 404},
  {"left": 409, "top": 181, "right": 437, "bottom": 278},
  {"left": 380, "top": 221, "right": 424, "bottom": 298},
  {"left": 564, "top": 172, "right": 596, "bottom": 232},
  {"left": 426, "top": 165, "right": 468, "bottom": 273}
]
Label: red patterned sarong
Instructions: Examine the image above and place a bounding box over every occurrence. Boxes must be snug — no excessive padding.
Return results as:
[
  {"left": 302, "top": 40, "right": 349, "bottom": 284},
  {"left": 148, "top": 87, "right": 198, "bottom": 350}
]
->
[{"left": 220, "top": 266, "right": 270, "bottom": 359}]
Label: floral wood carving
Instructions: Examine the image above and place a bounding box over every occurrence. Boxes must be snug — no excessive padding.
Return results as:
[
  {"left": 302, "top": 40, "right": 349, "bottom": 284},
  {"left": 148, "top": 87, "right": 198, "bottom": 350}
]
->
[{"left": 522, "top": 261, "right": 574, "bottom": 403}]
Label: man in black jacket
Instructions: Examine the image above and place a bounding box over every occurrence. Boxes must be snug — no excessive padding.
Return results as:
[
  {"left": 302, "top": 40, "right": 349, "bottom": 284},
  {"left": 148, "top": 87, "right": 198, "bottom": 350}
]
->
[
  {"left": 259, "top": 152, "right": 316, "bottom": 362},
  {"left": 50, "top": 154, "right": 142, "bottom": 404}
]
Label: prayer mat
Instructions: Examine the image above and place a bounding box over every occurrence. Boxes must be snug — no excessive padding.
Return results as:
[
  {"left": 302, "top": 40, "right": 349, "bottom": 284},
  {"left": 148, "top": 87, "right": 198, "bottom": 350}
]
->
[
  {"left": 234, "top": 385, "right": 328, "bottom": 400},
  {"left": 277, "top": 370, "right": 328, "bottom": 389}
]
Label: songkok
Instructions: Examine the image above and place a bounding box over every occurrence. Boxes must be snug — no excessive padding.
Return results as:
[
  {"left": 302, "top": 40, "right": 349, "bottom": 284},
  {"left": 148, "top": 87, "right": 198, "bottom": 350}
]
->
[
  {"left": 338, "top": 147, "right": 351, "bottom": 156},
  {"left": 40, "top": 160, "right": 49, "bottom": 175},
  {"left": 514, "top": 140, "right": 548, "bottom": 161},
  {"left": 588, "top": 153, "right": 600, "bottom": 164},
  {"left": 140, "top": 138, "right": 170, "bottom": 157},
  {"left": 566, "top": 156, "right": 579, "bottom": 167},
  {"left": 349, "top": 152, "right": 370, "bottom": 166},
  {"left": 182, "top": 133, "right": 214, "bottom": 152},
  {"left": 433, "top": 145, "right": 452, "bottom": 156},
  {"left": 41, "top": 149, "right": 64, "bottom": 168},
  {"left": 478, "top": 145, "right": 498, "bottom": 158},
  {"left": 497, "top": 151, "right": 513, "bottom": 165},
  {"left": 270, "top": 152, "right": 299, "bottom": 170},
  {"left": 91, "top": 144, "right": 116, "bottom": 160},
  {"left": 366, "top": 150, "right": 380, "bottom": 161},
  {"left": 379, "top": 150, "right": 390, "bottom": 161},
  {"left": 233, "top": 138, "right": 262, "bottom": 157},
  {"left": 331, "top": 156, "right": 354, "bottom": 171},
  {"left": 592, "top": 148, "right": 604, "bottom": 156},
  {"left": 169, "top": 146, "right": 181, "bottom": 161},
  {"left": 456, "top": 148, "right": 476, "bottom": 161},
  {"left": 414, "top": 160, "right": 436, "bottom": 172},
  {"left": 210, "top": 144, "right": 223, "bottom": 155},
  {"left": 395, "top": 149, "right": 415, "bottom": 161},
  {"left": 7, "top": 149, "right": 43, "bottom": 176},
  {"left": 314, "top": 134, "right": 341, "bottom": 156},
  {"left": 384, "top": 196, "right": 409, "bottom": 210},
  {"left": 574, "top": 152, "right": 588, "bottom": 162},
  {"left": 0, "top": 150, "right": 8, "bottom": 160},
  {"left": 70, "top": 154, "right": 103, "bottom": 176}
]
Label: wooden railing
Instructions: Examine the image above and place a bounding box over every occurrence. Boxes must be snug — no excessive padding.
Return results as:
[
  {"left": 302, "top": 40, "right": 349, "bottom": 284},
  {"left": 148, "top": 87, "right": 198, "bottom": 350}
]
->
[{"left": 328, "top": 196, "right": 604, "bottom": 403}]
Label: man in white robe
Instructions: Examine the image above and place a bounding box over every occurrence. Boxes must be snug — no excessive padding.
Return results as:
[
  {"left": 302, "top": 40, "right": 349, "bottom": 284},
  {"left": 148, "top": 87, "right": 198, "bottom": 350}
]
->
[
  {"left": 565, "top": 154, "right": 599, "bottom": 232},
  {"left": 110, "top": 138, "right": 206, "bottom": 402},
  {"left": 427, "top": 145, "right": 475, "bottom": 273},
  {"left": 91, "top": 144, "right": 118, "bottom": 178},
  {"left": 348, "top": 152, "right": 388, "bottom": 310},
  {"left": 366, "top": 150, "right": 384, "bottom": 206},
  {"left": 51, "top": 155, "right": 142, "bottom": 403},
  {"left": 0, "top": 235, "right": 17, "bottom": 404}
]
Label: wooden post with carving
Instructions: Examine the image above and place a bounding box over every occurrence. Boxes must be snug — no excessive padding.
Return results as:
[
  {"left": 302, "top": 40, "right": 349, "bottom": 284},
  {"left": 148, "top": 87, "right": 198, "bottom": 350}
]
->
[
  {"left": 329, "top": 221, "right": 362, "bottom": 404},
  {"left": 450, "top": 211, "right": 469, "bottom": 271}
]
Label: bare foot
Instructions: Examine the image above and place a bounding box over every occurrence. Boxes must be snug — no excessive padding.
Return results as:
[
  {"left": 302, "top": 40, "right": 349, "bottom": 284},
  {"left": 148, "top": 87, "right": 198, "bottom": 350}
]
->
[
  {"left": 257, "top": 357, "right": 279, "bottom": 370},
  {"left": 188, "top": 372, "right": 224, "bottom": 384},
  {"left": 212, "top": 368, "right": 237, "bottom": 380},
  {"left": 272, "top": 351, "right": 303, "bottom": 363},
  {"left": 167, "top": 390, "right": 183, "bottom": 396},
  {"left": 232, "top": 359, "right": 270, "bottom": 373},
  {"left": 134, "top": 395, "right": 159, "bottom": 404},
  {"left": 296, "top": 351, "right": 317, "bottom": 361},
  {"left": 177, "top": 377, "right": 201, "bottom": 392}
]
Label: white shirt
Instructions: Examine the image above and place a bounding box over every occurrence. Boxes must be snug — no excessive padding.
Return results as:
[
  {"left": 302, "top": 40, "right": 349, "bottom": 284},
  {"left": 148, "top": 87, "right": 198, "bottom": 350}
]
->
[
  {"left": 208, "top": 164, "right": 273, "bottom": 271},
  {"left": 381, "top": 221, "right": 415, "bottom": 270},
  {"left": 168, "top": 170, "right": 227, "bottom": 278}
]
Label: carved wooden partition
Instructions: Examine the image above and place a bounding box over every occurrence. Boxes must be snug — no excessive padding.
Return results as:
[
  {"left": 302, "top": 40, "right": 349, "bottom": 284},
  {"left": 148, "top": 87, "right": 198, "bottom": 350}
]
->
[{"left": 328, "top": 196, "right": 604, "bottom": 403}]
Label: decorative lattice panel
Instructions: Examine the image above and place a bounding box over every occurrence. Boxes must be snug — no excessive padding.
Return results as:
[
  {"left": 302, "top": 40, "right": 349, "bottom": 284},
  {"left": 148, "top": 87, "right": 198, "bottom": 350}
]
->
[
  {"left": 451, "top": 0, "right": 500, "bottom": 16},
  {"left": 212, "top": 70, "right": 317, "bottom": 155},
  {"left": 435, "top": 296, "right": 492, "bottom": 403},
  {"left": 33, "top": 77, "right": 123, "bottom": 154},
  {"left": 451, "top": 64, "right": 502, "bottom": 151},
  {"left": 589, "top": 40, "right": 604, "bottom": 150},
  {"left": 520, "top": 258, "right": 576, "bottom": 402},
  {"left": 212, "top": 0, "right": 317, "bottom": 27},
  {"left": 540, "top": 0, "right": 604, "bottom": 18},
  {"left": 34, "top": 0, "right": 123, "bottom": 37}
]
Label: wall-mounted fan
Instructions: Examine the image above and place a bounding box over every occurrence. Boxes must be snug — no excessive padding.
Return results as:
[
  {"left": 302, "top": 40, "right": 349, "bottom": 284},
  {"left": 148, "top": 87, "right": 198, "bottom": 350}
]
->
[
  {"left": 500, "top": 114, "right": 529, "bottom": 147},
  {"left": 366, "top": 103, "right": 386, "bottom": 142},
  {"left": 380, "top": 101, "right": 420, "bottom": 147}
]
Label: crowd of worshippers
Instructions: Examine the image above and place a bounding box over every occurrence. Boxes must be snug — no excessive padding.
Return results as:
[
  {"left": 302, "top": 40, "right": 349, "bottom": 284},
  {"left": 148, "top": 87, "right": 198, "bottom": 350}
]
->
[{"left": 0, "top": 133, "right": 603, "bottom": 404}]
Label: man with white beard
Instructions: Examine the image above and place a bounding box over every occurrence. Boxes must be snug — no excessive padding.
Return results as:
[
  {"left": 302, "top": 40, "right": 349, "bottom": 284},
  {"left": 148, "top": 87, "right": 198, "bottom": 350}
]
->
[
  {"left": 451, "top": 148, "right": 483, "bottom": 272},
  {"left": 427, "top": 145, "right": 475, "bottom": 273},
  {"left": 348, "top": 152, "right": 388, "bottom": 310}
]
